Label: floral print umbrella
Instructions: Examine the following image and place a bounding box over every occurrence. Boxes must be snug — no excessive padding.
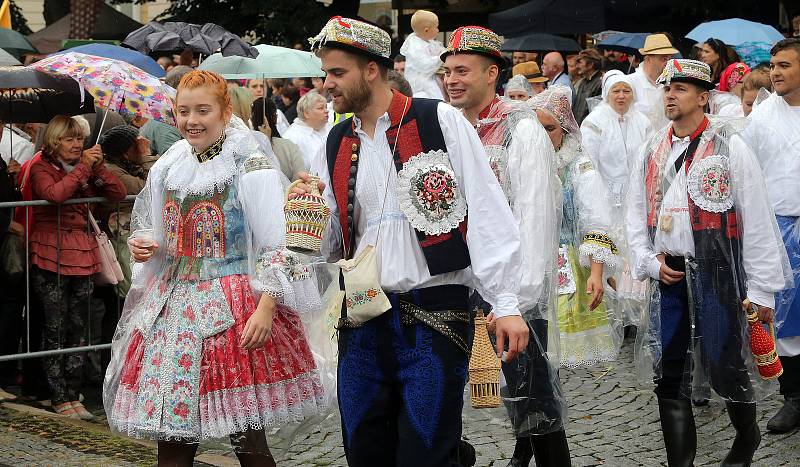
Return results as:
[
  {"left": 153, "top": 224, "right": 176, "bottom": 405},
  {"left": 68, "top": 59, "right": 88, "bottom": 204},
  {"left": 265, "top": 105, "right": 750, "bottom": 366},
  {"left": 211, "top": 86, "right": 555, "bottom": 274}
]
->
[{"left": 31, "top": 52, "right": 176, "bottom": 125}]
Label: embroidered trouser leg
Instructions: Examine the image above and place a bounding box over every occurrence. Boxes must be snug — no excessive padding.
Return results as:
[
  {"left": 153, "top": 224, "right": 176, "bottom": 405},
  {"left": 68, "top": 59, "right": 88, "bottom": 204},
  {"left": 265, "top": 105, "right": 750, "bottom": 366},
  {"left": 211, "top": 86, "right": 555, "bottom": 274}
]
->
[
  {"left": 32, "top": 267, "right": 91, "bottom": 405},
  {"left": 655, "top": 261, "right": 753, "bottom": 402},
  {"left": 338, "top": 285, "right": 470, "bottom": 467}
]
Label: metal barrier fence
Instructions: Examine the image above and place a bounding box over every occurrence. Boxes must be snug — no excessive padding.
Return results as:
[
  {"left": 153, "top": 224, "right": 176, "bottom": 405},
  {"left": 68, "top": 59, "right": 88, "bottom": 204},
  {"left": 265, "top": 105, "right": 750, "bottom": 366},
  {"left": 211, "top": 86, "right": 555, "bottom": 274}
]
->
[{"left": 0, "top": 194, "right": 137, "bottom": 362}]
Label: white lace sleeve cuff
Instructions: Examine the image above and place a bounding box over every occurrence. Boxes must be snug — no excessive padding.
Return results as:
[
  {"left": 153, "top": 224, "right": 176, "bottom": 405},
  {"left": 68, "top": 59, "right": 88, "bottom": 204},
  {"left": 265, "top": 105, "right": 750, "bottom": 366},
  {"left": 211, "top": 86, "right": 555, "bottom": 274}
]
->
[
  {"left": 578, "top": 231, "right": 621, "bottom": 269},
  {"left": 491, "top": 293, "right": 521, "bottom": 319},
  {"left": 253, "top": 248, "right": 312, "bottom": 298}
]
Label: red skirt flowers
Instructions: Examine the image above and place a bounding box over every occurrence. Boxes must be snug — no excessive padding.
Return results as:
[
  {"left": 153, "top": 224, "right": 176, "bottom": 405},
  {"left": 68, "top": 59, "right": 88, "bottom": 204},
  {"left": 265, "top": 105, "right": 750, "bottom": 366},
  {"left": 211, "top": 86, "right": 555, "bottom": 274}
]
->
[{"left": 110, "top": 274, "right": 326, "bottom": 440}]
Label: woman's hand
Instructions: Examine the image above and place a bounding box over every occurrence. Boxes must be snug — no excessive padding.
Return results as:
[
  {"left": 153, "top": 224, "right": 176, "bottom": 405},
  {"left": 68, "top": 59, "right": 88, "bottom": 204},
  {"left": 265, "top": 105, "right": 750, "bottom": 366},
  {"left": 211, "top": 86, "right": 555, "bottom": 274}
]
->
[
  {"left": 586, "top": 261, "right": 604, "bottom": 311},
  {"left": 288, "top": 171, "right": 326, "bottom": 198},
  {"left": 241, "top": 294, "right": 275, "bottom": 350},
  {"left": 82, "top": 145, "right": 103, "bottom": 169},
  {"left": 129, "top": 238, "right": 158, "bottom": 262}
]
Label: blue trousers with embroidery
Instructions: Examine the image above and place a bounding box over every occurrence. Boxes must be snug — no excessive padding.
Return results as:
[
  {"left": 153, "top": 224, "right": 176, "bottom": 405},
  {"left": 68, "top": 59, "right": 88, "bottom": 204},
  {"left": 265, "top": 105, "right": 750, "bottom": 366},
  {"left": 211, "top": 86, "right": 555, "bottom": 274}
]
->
[{"left": 337, "top": 286, "right": 471, "bottom": 467}]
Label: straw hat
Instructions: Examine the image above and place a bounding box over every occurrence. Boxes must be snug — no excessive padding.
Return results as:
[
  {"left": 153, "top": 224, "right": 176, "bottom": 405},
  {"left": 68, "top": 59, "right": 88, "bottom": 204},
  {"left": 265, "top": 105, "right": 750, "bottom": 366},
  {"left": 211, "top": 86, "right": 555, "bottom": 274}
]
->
[
  {"left": 512, "top": 61, "right": 548, "bottom": 84},
  {"left": 639, "top": 34, "right": 679, "bottom": 56}
]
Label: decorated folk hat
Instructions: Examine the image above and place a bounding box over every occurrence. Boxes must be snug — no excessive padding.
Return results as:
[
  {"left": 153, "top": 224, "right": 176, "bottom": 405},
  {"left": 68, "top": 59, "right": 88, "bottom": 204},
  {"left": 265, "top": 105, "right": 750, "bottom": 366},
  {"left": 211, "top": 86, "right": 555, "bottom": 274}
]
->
[
  {"left": 440, "top": 26, "right": 504, "bottom": 65},
  {"left": 657, "top": 59, "right": 715, "bottom": 90},
  {"left": 513, "top": 61, "right": 549, "bottom": 84},
  {"left": 309, "top": 16, "right": 393, "bottom": 68},
  {"left": 639, "top": 33, "right": 679, "bottom": 56}
]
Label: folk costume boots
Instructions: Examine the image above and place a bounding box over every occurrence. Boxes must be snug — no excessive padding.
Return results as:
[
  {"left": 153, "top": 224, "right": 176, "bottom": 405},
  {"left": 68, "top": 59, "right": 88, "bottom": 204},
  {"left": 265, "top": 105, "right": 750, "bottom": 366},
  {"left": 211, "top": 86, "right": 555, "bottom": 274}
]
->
[
  {"left": 506, "top": 430, "right": 572, "bottom": 467},
  {"left": 657, "top": 397, "right": 696, "bottom": 467},
  {"left": 721, "top": 402, "right": 760, "bottom": 467},
  {"left": 766, "top": 397, "right": 800, "bottom": 432}
]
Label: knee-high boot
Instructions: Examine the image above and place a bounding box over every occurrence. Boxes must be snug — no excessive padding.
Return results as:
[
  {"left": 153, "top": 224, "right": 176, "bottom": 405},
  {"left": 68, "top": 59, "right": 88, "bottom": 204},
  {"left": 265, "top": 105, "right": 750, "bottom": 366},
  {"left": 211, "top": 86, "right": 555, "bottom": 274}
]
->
[
  {"left": 657, "top": 397, "right": 696, "bottom": 467},
  {"left": 721, "top": 402, "right": 760, "bottom": 467},
  {"left": 531, "top": 429, "right": 572, "bottom": 467}
]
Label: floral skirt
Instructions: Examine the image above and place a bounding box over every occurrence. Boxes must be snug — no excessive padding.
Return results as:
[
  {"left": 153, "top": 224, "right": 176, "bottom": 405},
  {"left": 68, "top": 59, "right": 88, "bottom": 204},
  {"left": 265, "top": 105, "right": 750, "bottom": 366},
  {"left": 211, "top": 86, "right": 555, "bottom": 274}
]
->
[
  {"left": 556, "top": 245, "right": 619, "bottom": 369},
  {"left": 110, "top": 274, "right": 326, "bottom": 440}
]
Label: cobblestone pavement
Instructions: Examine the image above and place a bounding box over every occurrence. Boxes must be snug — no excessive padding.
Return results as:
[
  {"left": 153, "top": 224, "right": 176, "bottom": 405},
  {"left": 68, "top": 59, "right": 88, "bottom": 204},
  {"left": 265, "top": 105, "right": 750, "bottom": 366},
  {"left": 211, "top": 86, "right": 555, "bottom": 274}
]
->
[{"left": 1, "top": 338, "right": 798, "bottom": 466}]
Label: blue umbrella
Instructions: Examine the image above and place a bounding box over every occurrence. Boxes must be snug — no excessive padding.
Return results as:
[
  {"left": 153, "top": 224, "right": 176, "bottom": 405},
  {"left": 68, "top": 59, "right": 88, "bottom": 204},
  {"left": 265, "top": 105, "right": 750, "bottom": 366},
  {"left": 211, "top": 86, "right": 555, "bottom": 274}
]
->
[
  {"left": 51, "top": 43, "right": 165, "bottom": 78},
  {"left": 598, "top": 32, "right": 651, "bottom": 53},
  {"left": 686, "top": 19, "right": 784, "bottom": 46}
]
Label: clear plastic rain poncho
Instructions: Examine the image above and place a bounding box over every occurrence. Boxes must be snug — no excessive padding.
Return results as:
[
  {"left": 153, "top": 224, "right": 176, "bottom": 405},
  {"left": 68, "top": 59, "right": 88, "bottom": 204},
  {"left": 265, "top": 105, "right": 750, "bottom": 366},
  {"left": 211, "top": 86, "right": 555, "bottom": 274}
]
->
[
  {"left": 503, "top": 74, "right": 533, "bottom": 99},
  {"left": 528, "top": 85, "right": 624, "bottom": 370},
  {"left": 627, "top": 115, "right": 792, "bottom": 402},
  {"left": 103, "top": 116, "right": 337, "bottom": 452},
  {"left": 472, "top": 96, "right": 566, "bottom": 436},
  {"left": 581, "top": 71, "right": 653, "bottom": 327},
  {"left": 741, "top": 91, "right": 800, "bottom": 356}
]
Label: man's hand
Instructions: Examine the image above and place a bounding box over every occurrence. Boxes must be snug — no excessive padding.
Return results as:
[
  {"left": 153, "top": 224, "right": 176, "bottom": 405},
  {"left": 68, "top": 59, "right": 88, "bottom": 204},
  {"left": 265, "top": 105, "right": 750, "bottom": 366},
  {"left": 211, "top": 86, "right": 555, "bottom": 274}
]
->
[
  {"left": 657, "top": 253, "right": 685, "bottom": 285},
  {"left": 288, "top": 171, "right": 326, "bottom": 198},
  {"left": 494, "top": 315, "right": 529, "bottom": 362},
  {"left": 744, "top": 301, "right": 775, "bottom": 323}
]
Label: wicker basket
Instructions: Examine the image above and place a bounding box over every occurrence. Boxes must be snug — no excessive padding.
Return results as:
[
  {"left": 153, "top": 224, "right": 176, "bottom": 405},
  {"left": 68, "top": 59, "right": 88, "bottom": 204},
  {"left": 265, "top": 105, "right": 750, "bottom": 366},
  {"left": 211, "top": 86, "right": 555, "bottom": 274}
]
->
[
  {"left": 284, "top": 177, "right": 331, "bottom": 253},
  {"left": 469, "top": 309, "right": 501, "bottom": 408}
]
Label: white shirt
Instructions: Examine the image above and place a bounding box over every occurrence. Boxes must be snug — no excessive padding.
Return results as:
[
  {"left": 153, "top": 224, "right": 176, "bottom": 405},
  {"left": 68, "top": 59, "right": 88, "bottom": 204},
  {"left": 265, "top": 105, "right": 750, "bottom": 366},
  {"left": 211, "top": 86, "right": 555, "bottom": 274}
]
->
[
  {"left": 628, "top": 64, "right": 667, "bottom": 128},
  {"left": 626, "top": 125, "right": 787, "bottom": 308},
  {"left": 282, "top": 119, "right": 329, "bottom": 170},
  {"left": 741, "top": 92, "right": 800, "bottom": 216},
  {"left": 710, "top": 91, "right": 744, "bottom": 117},
  {"left": 400, "top": 33, "right": 445, "bottom": 100},
  {"left": 276, "top": 108, "right": 290, "bottom": 135},
  {"left": 312, "top": 102, "right": 522, "bottom": 317},
  {"left": 0, "top": 125, "right": 34, "bottom": 165}
]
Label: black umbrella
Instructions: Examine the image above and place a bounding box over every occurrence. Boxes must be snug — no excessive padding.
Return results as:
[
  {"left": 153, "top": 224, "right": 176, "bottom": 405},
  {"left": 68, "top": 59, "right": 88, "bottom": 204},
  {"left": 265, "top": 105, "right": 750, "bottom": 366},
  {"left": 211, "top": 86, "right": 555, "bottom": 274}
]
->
[
  {"left": 489, "top": 0, "right": 605, "bottom": 37},
  {"left": 501, "top": 33, "right": 582, "bottom": 53},
  {"left": 122, "top": 21, "right": 258, "bottom": 58},
  {"left": 0, "top": 67, "right": 94, "bottom": 123}
]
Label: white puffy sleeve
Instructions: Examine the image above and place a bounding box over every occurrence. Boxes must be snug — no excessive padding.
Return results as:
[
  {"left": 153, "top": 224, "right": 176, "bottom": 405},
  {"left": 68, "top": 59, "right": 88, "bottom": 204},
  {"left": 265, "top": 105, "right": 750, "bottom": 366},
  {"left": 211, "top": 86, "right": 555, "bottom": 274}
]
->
[
  {"left": 572, "top": 154, "right": 620, "bottom": 269},
  {"left": 239, "top": 156, "right": 319, "bottom": 311},
  {"left": 507, "top": 118, "right": 561, "bottom": 311},
  {"left": 438, "top": 103, "right": 522, "bottom": 318},
  {"left": 729, "top": 135, "right": 791, "bottom": 309},
  {"left": 625, "top": 146, "right": 661, "bottom": 281}
]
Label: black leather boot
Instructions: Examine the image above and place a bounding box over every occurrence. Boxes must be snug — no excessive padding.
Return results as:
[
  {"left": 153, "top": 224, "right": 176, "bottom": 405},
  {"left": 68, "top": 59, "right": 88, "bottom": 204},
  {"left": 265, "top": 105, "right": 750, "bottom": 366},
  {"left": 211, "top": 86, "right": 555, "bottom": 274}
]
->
[
  {"left": 531, "top": 429, "right": 572, "bottom": 467},
  {"left": 506, "top": 437, "right": 533, "bottom": 467},
  {"left": 766, "top": 397, "right": 800, "bottom": 433},
  {"left": 657, "top": 397, "right": 696, "bottom": 467},
  {"left": 721, "top": 402, "right": 760, "bottom": 467}
]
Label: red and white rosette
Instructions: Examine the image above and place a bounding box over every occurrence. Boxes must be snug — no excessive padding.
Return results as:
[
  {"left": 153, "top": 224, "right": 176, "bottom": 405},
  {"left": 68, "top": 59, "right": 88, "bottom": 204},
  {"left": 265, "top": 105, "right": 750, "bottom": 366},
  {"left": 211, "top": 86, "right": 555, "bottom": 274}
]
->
[
  {"left": 395, "top": 149, "right": 468, "bottom": 235},
  {"left": 687, "top": 154, "right": 734, "bottom": 213}
]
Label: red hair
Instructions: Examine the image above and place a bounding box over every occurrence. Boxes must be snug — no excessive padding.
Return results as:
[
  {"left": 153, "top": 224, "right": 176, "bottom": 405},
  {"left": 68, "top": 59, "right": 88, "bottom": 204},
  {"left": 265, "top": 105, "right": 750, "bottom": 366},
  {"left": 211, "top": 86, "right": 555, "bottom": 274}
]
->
[{"left": 176, "top": 70, "right": 231, "bottom": 110}]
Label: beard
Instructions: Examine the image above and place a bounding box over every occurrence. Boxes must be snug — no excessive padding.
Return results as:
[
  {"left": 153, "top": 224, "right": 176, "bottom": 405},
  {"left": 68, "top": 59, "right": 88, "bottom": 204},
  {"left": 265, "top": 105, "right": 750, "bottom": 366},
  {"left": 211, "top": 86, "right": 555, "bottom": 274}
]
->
[{"left": 333, "top": 75, "right": 371, "bottom": 114}]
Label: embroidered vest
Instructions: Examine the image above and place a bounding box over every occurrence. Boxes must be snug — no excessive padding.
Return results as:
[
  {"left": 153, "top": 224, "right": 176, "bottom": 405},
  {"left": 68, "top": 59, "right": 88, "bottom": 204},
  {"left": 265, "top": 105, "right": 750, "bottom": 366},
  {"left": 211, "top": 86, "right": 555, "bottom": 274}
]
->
[
  {"left": 644, "top": 121, "right": 746, "bottom": 293},
  {"left": 326, "top": 91, "right": 471, "bottom": 276}
]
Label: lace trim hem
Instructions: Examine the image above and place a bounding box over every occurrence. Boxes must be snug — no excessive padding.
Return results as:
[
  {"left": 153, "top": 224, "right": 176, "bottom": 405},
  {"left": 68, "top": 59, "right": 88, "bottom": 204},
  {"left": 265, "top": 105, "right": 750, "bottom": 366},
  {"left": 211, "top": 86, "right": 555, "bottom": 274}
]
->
[{"left": 578, "top": 232, "right": 620, "bottom": 269}]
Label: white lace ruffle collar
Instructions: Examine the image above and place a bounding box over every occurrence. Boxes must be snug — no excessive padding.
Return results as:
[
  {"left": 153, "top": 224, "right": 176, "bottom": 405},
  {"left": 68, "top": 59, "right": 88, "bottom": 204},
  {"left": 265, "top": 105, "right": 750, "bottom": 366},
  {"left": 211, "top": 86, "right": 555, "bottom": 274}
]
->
[{"left": 163, "top": 129, "right": 257, "bottom": 197}]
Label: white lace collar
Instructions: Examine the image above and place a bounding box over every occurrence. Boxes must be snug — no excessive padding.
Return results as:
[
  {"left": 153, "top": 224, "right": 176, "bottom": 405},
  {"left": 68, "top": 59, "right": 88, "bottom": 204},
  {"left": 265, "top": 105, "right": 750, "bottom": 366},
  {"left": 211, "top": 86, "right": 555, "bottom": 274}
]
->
[{"left": 163, "top": 129, "right": 256, "bottom": 197}]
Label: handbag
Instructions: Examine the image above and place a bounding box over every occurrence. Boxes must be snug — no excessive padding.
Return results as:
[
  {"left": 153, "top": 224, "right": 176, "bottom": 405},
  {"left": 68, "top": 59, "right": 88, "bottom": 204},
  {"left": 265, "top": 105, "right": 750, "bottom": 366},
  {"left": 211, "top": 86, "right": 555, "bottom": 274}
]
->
[
  {"left": 0, "top": 233, "right": 25, "bottom": 287},
  {"left": 88, "top": 211, "right": 125, "bottom": 285},
  {"left": 335, "top": 245, "right": 392, "bottom": 326}
]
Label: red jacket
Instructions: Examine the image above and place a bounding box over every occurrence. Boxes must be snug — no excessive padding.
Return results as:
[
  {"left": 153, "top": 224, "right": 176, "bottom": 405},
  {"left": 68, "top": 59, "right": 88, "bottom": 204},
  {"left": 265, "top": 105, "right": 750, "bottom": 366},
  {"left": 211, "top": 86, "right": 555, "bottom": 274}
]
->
[{"left": 28, "top": 152, "right": 126, "bottom": 276}]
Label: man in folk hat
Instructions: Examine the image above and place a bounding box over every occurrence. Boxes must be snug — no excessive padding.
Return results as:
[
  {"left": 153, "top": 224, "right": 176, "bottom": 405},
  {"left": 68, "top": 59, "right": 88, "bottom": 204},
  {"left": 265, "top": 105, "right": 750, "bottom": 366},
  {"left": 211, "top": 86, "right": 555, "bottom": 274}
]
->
[
  {"left": 626, "top": 59, "right": 789, "bottom": 466},
  {"left": 741, "top": 38, "right": 800, "bottom": 434},
  {"left": 442, "top": 26, "right": 571, "bottom": 467},
  {"left": 301, "top": 17, "right": 529, "bottom": 467},
  {"left": 573, "top": 48, "right": 604, "bottom": 124},
  {"left": 511, "top": 61, "right": 549, "bottom": 95},
  {"left": 629, "top": 33, "right": 678, "bottom": 128}
]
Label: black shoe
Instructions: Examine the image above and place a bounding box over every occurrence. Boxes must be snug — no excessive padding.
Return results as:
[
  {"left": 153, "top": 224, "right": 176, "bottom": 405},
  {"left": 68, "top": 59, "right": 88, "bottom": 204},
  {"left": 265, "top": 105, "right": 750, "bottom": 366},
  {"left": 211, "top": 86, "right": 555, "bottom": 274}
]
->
[
  {"left": 506, "top": 437, "right": 533, "bottom": 467},
  {"left": 531, "top": 430, "right": 572, "bottom": 467},
  {"left": 657, "top": 398, "right": 696, "bottom": 467},
  {"left": 458, "top": 439, "right": 476, "bottom": 467},
  {"left": 766, "top": 398, "right": 800, "bottom": 433},
  {"left": 721, "top": 402, "right": 760, "bottom": 467},
  {"left": 692, "top": 398, "right": 710, "bottom": 407}
]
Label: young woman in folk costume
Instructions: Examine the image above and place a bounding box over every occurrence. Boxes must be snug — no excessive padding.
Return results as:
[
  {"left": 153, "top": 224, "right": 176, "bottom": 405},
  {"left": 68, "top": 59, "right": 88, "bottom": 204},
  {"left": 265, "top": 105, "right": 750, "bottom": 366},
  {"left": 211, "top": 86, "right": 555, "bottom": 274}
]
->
[
  {"left": 529, "top": 85, "right": 624, "bottom": 369},
  {"left": 103, "top": 70, "right": 331, "bottom": 466}
]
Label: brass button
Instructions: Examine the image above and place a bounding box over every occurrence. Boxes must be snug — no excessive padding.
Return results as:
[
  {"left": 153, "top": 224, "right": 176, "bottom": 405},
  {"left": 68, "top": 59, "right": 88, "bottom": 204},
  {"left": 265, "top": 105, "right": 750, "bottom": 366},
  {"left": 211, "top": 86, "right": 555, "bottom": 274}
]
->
[
  {"left": 351, "top": 153, "right": 358, "bottom": 162},
  {"left": 351, "top": 143, "right": 358, "bottom": 151}
]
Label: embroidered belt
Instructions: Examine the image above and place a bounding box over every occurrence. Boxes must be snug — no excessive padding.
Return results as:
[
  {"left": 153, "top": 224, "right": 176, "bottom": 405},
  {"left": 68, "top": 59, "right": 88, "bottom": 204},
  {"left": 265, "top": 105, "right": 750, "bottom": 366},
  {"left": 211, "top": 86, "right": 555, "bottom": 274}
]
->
[{"left": 398, "top": 301, "right": 470, "bottom": 355}]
